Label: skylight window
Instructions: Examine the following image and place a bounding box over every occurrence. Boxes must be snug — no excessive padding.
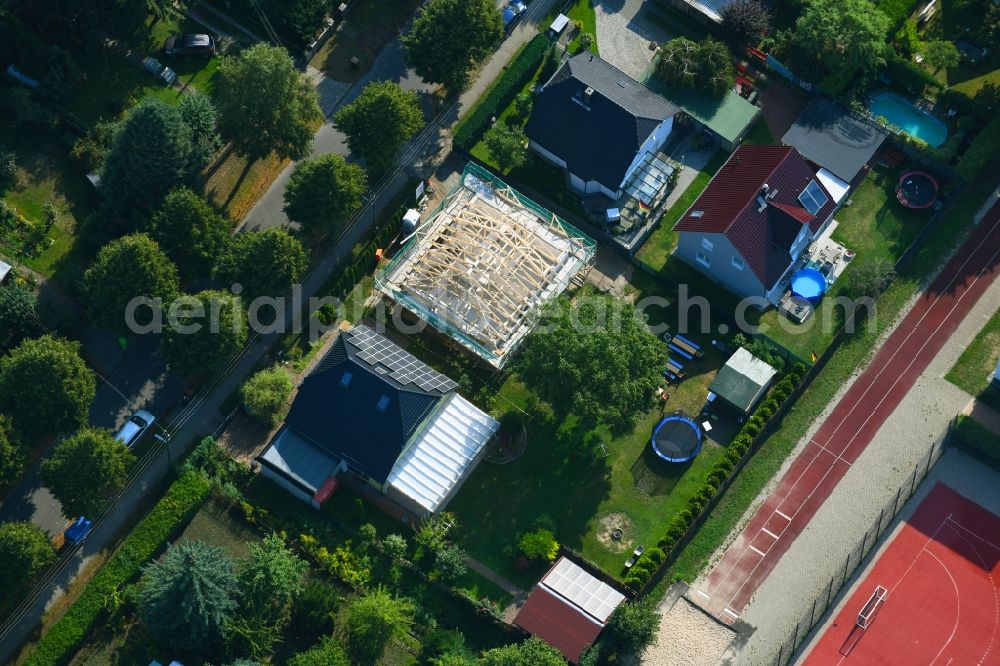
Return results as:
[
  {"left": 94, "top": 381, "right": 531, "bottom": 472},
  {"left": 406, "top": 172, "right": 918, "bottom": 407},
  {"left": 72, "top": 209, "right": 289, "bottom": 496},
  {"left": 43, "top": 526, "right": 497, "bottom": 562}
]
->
[
  {"left": 339, "top": 371, "right": 353, "bottom": 388},
  {"left": 798, "top": 180, "right": 829, "bottom": 215},
  {"left": 376, "top": 394, "right": 391, "bottom": 412}
]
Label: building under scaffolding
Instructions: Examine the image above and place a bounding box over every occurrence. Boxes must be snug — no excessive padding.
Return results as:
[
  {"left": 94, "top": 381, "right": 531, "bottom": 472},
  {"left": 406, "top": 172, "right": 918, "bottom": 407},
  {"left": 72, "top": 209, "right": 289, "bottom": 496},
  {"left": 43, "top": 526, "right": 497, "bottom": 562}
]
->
[{"left": 376, "top": 163, "right": 596, "bottom": 369}]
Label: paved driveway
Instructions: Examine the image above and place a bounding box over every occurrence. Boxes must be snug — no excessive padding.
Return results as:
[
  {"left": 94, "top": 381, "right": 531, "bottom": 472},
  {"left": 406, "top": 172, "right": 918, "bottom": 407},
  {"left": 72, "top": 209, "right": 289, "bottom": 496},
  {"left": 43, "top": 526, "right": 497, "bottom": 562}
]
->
[{"left": 595, "top": 0, "right": 671, "bottom": 80}]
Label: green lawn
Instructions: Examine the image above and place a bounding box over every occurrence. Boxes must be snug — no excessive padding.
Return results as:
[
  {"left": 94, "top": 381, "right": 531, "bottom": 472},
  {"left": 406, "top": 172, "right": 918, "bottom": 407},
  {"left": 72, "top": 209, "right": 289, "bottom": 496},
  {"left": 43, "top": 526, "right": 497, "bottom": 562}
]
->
[
  {"left": 946, "top": 306, "right": 1000, "bottom": 410},
  {"left": 635, "top": 151, "right": 727, "bottom": 269},
  {"left": 753, "top": 166, "right": 933, "bottom": 360},
  {"left": 918, "top": 0, "right": 1000, "bottom": 96},
  {"left": 309, "top": 0, "right": 423, "bottom": 82},
  {"left": 655, "top": 159, "right": 1000, "bottom": 590}
]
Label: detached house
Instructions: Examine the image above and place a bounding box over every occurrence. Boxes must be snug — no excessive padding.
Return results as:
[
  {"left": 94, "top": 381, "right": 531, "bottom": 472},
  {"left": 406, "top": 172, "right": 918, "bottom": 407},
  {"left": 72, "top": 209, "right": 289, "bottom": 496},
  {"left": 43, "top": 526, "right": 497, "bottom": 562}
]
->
[
  {"left": 525, "top": 52, "right": 680, "bottom": 200},
  {"left": 674, "top": 145, "right": 837, "bottom": 303},
  {"left": 257, "top": 325, "right": 499, "bottom": 517}
]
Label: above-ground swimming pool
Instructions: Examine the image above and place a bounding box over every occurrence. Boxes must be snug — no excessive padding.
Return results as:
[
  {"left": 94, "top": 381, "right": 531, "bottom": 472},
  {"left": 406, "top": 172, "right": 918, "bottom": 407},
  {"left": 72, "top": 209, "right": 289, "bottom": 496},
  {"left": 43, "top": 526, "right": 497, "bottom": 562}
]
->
[
  {"left": 897, "top": 171, "right": 939, "bottom": 209},
  {"left": 869, "top": 92, "right": 948, "bottom": 147},
  {"left": 651, "top": 415, "right": 702, "bottom": 463},
  {"left": 791, "top": 268, "right": 827, "bottom": 302}
]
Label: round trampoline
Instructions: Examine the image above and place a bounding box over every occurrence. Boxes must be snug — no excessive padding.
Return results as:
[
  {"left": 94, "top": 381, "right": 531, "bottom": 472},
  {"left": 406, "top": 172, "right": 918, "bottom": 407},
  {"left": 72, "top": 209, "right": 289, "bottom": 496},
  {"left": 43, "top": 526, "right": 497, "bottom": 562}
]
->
[
  {"left": 651, "top": 415, "right": 703, "bottom": 463},
  {"left": 896, "top": 171, "right": 938, "bottom": 209},
  {"left": 791, "top": 268, "right": 827, "bottom": 302}
]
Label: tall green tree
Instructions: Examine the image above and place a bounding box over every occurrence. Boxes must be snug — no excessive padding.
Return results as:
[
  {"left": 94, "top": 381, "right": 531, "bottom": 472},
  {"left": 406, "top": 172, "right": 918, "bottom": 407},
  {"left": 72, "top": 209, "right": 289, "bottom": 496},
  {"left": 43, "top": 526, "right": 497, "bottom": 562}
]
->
[
  {"left": 83, "top": 234, "right": 180, "bottom": 332},
  {"left": 284, "top": 153, "right": 368, "bottom": 235},
  {"left": 0, "top": 416, "right": 24, "bottom": 489},
  {"left": 0, "top": 144, "right": 15, "bottom": 193},
  {"left": 215, "top": 44, "right": 321, "bottom": 160},
  {"left": 148, "top": 188, "right": 231, "bottom": 279},
  {"left": 484, "top": 124, "right": 528, "bottom": 172},
  {"left": 334, "top": 81, "right": 424, "bottom": 174},
  {"left": 139, "top": 539, "right": 239, "bottom": 647},
  {"left": 654, "top": 37, "right": 734, "bottom": 97},
  {"left": 0, "top": 521, "right": 56, "bottom": 607},
  {"left": 100, "top": 99, "right": 194, "bottom": 229},
  {"left": 344, "top": 587, "right": 415, "bottom": 662},
  {"left": 720, "top": 0, "right": 771, "bottom": 46},
  {"left": 0, "top": 282, "right": 41, "bottom": 346},
  {"left": 287, "top": 637, "right": 350, "bottom": 666},
  {"left": 40, "top": 427, "right": 133, "bottom": 518},
  {"left": 922, "top": 40, "right": 960, "bottom": 72},
  {"left": 177, "top": 93, "right": 221, "bottom": 168},
  {"left": 213, "top": 228, "right": 308, "bottom": 302},
  {"left": 478, "top": 638, "right": 566, "bottom": 666},
  {"left": 163, "top": 290, "right": 247, "bottom": 379},
  {"left": 238, "top": 532, "right": 307, "bottom": 623},
  {"left": 241, "top": 367, "right": 293, "bottom": 425},
  {"left": 514, "top": 292, "right": 663, "bottom": 434},
  {"left": 402, "top": 0, "right": 504, "bottom": 92},
  {"left": 793, "top": 0, "right": 890, "bottom": 84},
  {"left": 605, "top": 600, "right": 660, "bottom": 654},
  {"left": 0, "top": 335, "right": 95, "bottom": 442}
]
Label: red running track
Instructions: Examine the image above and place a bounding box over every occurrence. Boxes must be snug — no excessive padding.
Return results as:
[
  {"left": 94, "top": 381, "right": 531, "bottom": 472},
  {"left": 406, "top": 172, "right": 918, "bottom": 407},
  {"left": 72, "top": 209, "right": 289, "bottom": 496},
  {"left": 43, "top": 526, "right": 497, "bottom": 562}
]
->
[
  {"left": 697, "top": 200, "right": 1000, "bottom": 624},
  {"left": 803, "top": 483, "right": 1000, "bottom": 665}
]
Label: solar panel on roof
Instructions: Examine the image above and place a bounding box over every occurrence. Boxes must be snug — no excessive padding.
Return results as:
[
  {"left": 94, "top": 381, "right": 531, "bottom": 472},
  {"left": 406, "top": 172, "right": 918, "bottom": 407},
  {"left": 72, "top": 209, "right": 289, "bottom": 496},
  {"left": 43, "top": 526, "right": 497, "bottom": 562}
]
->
[{"left": 541, "top": 558, "right": 625, "bottom": 623}]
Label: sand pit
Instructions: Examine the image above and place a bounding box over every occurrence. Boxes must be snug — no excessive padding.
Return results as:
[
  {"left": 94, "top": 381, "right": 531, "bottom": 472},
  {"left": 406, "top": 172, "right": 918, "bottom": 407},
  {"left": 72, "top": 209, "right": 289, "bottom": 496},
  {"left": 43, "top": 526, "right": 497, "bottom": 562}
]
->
[{"left": 643, "top": 598, "right": 735, "bottom": 666}]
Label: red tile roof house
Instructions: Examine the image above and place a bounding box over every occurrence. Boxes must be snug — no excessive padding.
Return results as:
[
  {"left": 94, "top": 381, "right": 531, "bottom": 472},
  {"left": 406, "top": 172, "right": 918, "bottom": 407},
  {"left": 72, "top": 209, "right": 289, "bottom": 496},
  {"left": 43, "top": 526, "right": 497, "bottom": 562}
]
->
[{"left": 673, "top": 145, "right": 839, "bottom": 304}]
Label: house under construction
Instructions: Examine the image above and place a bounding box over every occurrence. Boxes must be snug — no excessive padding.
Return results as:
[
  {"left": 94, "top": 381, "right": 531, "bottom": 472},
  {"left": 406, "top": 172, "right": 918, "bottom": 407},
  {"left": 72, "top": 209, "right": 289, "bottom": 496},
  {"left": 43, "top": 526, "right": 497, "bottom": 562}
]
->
[{"left": 376, "top": 163, "right": 596, "bottom": 369}]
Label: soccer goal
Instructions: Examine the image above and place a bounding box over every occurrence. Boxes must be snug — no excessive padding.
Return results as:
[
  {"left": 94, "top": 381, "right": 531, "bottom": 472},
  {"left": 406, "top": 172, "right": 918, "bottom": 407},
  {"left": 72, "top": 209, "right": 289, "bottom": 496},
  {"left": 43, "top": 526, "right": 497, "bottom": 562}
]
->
[{"left": 857, "top": 585, "right": 888, "bottom": 629}]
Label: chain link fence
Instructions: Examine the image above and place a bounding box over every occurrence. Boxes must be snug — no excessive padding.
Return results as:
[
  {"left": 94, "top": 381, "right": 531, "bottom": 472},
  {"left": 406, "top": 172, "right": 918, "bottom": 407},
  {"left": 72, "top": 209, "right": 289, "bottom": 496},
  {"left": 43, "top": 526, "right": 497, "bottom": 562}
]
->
[{"left": 772, "top": 424, "right": 953, "bottom": 665}]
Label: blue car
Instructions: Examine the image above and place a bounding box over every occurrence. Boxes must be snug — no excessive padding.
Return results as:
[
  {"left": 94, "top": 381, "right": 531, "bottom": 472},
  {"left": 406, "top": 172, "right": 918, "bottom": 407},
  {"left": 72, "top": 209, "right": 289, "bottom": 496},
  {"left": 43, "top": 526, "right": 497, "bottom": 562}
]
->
[
  {"left": 64, "top": 517, "right": 93, "bottom": 546},
  {"left": 502, "top": 0, "right": 527, "bottom": 34}
]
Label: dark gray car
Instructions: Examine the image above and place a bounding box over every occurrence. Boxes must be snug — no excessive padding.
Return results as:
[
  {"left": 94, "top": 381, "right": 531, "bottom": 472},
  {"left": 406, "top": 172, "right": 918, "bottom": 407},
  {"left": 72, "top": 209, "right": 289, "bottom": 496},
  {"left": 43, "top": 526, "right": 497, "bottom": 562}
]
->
[{"left": 164, "top": 33, "right": 216, "bottom": 56}]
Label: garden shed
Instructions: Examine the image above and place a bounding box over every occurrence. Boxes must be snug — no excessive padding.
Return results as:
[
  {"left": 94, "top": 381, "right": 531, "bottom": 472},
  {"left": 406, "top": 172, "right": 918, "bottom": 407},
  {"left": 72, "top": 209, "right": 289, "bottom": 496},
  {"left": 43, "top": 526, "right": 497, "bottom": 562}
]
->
[{"left": 708, "top": 347, "right": 777, "bottom": 415}]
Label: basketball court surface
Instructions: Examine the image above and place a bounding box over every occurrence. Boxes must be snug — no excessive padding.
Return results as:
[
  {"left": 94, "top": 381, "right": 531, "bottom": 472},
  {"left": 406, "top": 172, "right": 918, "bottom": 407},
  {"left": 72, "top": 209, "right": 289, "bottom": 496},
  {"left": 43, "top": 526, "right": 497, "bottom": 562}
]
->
[{"left": 803, "top": 483, "right": 1000, "bottom": 665}]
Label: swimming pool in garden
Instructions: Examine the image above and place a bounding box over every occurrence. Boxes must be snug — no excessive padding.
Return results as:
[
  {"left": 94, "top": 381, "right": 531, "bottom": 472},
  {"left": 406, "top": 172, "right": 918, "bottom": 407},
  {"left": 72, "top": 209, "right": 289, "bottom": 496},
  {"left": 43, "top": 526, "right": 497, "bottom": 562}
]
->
[{"left": 868, "top": 92, "right": 948, "bottom": 147}]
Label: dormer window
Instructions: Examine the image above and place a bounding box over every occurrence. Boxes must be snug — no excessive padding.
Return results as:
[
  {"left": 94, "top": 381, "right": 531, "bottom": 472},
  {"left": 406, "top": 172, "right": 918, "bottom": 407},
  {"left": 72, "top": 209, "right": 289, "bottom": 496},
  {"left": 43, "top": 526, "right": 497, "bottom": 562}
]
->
[
  {"left": 376, "top": 394, "right": 391, "bottom": 412},
  {"left": 339, "top": 371, "right": 353, "bottom": 388},
  {"left": 798, "top": 180, "right": 829, "bottom": 215}
]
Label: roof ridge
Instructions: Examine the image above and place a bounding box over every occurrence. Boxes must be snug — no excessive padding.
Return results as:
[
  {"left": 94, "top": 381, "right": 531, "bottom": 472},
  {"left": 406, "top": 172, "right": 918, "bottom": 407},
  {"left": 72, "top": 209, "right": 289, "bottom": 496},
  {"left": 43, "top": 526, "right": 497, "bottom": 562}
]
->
[{"left": 567, "top": 52, "right": 675, "bottom": 120}]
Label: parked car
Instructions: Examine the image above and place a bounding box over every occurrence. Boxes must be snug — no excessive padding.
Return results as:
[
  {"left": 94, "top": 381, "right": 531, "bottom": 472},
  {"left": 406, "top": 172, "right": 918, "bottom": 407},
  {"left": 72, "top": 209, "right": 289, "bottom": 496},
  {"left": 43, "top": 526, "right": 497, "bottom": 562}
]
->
[
  {"left": 64, "top": 517, "right": 93, "bottom": 546},
  {"left": 502, "top": 0, "right": 527, "bottom": 34},
  {"left": 164, "top": 33, "right": 216, "bottom": 56},
  {"left": 114, "top": 410, "right": 155, "bottom": 449}
]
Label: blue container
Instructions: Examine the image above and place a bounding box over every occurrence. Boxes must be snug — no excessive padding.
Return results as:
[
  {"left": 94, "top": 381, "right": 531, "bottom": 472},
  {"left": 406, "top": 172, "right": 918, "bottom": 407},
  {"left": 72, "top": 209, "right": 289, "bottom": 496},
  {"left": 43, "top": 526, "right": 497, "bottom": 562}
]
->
[{"left": 791, "top": 268, "right": 827, "bottom": 302}]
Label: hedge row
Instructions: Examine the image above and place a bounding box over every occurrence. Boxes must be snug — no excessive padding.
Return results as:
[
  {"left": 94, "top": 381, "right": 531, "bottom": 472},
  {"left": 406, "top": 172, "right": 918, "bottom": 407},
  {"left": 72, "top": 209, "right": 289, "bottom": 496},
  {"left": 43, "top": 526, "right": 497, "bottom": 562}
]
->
[
  {"left": 324, "top": 197, "right": 412, "bottom": 301},
  {"left": 956, "top": 114, "right": 1000, "bottom": 182},
  {"left": 884, "top": 55, "right": 941, "bottom": 94},
  {"left": 951, "top": 415, "right": 1000, "bottom": 471},
  {"left": 25, "top": 471, "right": 212, "bottom": 666},
  {"left": 624, "top": 363, "right": 807, "bottom": 590},
  {"left": 452, "top": 33, "right": 549, "bottom": 150},
  {"left": 878, "top": 0, "right": 917, "bottom": 30}
]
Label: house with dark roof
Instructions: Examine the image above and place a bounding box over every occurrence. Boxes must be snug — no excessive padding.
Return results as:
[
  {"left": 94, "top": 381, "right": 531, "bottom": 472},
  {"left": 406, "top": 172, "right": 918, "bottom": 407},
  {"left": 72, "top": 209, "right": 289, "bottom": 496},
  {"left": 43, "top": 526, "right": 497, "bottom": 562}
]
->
[
  {"left": 256, "top": 325, "right": 499, "bottom": 516},
  {"left": 782, "top": 97, "right": 888, "bottom": 189},
  {"left": 673, "top": 145, "right": 838, "bottom": 303},
  {"left": 525, "top": 52, "right": 680, "bottom": 200}
]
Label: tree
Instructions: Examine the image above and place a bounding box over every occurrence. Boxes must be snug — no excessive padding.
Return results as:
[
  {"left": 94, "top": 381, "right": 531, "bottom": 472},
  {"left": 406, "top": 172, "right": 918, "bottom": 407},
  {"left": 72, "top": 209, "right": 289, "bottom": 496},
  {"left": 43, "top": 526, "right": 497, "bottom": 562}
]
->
[
  {"left": 212, "top": 228, "right": 308, "bottom": 302},
  {"left": 514, "top": 91, "right": 533, "bottom": 118},
  {"left": 215, "top": 44, "right": 321, "bottom": 160},
  {"left": 148, "top": 188, "right": 230, "bottom": 279},
  {"left": 605, "top": 600, "right": 659, "bottom": 654},
  {"left": 0, "top": 283, "right": 41, "bottom": 345},
  {"left": 484, "top": 124, "right": 528, "bottom": 172},
  {"left": 344, "top": 587, "right": 415, "bottom": 662},
  {"left": 241, "top": 367, "right": 293, "bottom": 425},
  {"left": 100, "top": 99, "right": 194, "bottom": 229},
  {"left": 478, "top": 637, "right": 566, "bottom": 666},
  {"left": 793, "top": 0, "right": 890, "bottom": 82},
  {"left": 0, "top": 145, "right": 15, "bottom": 193},
  {"left": 40, "top": 427, "right": 133, "bottom": 518},
  {"left": 655, "top": 37, "right": 734, "bottom": 97},
  {"left": 289, "top": 580, "right": 339, "bottom": 640},
  {"left": 518, "top": 529, "right": 558, "bottom": 562},
  {"left": 720, "top": 0, "right": 771, "bottom": 46},
  {"left": 287, "top": 637, "right": 350, "bottom": 666},
  {"left": 402, "top": 0, "right": 504, "bottom": 92},
  {"left": 0, "top": 335, "right": 95, "bottom": 442},
  {"left": 284, "top": 153, "right": 368, "bottom": 235},
  {"left": 177, "top": 93, "right": 221, "bottom": 168},
  {"left": 0, "top": 417, "right": 24, "bottom": 487},
  {"left": 333, "top": 81, "right": 424, "bottom": 174},
  {"left": 433, "top": 544, "right": 468, "bottom": 584},
  {"left": 162, "top": 290, "right": 248, "bottom": 379},
  {"left": 514, "top": 292, "right": 663, "bottom": 434},
  {"left": 0, "top": 521, "right": 56, "bottom": 606},
  {"left": 415, "top": 511, "right": 456, "bottom": 557},
  {"left": 83, "top": 234, "right": 180, "bottom": 332},
  {"left": 847, "top": 257, "right": 895, "bottom": 297},
  {"left": 238, "top": 532, "right": 307, "bottom": 624},
  {"left": 922, "top": 40, "right": 960, "bottom": 72},
  {"left": 139, "top": 539, "right": 239, "bottom": 647}
]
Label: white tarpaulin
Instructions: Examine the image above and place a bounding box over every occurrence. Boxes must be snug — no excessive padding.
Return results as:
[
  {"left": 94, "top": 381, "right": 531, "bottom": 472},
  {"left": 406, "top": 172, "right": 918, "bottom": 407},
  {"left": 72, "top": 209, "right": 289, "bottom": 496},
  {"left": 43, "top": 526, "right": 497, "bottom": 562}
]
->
[{"left": 816, "top": 168, "right": 850, "bottom": 204}]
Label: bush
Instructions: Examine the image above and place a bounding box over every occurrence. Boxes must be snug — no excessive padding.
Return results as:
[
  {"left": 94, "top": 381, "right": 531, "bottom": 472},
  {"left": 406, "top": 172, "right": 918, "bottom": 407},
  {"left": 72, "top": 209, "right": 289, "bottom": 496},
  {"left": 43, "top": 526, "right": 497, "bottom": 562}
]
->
[
  {"left": 452, "top": 34, "right": 548, "bottom": 149},
  {"left": 956, "top": 115, "right": 1000, "bottom": 182},
  {"left": 24, "top": 471, "right": 211, "bottom": 666},
  {"left": 885, "top": 54, "right": 941, "bottom": 94},
  {"left": 241, "top": 367, "right": 294, "bottom": 425},
  {"left": 290, "top": 579, "right": 339, "bottom": 640},
  {"left": 519, "top": 528, "right": 559, "bottom": 562},
  {"left": 0, "top": 145, "right": 15, "bottom": 193},
  {"left": 879, "top": 0, "right": 917, "bottom": 30}
]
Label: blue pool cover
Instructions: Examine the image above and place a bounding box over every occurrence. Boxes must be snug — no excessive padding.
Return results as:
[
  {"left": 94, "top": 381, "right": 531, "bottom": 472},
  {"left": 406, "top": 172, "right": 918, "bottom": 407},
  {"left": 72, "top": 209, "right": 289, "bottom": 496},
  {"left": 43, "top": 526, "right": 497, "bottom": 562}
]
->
[
  {"left": 651, "top": 415, "right": 703, "bottom": 463},
  {"left": 791, "top": 268, "right": 827, "bottom": 302}
]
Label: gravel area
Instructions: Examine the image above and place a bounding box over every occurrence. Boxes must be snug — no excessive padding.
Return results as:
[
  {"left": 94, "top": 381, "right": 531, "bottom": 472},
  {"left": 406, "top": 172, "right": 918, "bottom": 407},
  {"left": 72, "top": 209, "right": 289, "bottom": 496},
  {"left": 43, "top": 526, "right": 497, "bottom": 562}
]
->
[
  {"left": 644, "top": 598, "right": 736, "bottom": 666},
  {"left": 595, "top": 0, "right": 669, "bottom": 80}
]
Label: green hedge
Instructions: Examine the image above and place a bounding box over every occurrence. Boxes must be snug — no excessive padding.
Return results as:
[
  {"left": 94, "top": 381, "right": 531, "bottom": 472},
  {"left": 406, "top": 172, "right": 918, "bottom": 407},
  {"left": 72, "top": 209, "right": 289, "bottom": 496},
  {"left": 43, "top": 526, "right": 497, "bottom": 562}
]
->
[
  {"left": 884, "top": 55, "right": 941, "bottom": 94},
  {"left": 452, "top": 34, "right": 549, "bottom": 150},
  {"left": 956, "top": 114, "right": 1000, "bottom": 182},
  {"left": 951, "top": 415, "right": 1000, "bottom": 471},
  {"left": 24, "top": 471, "right": 212, "bottom": 666},
  {"left": 878, "top": 0, "right": 917, "bottom": 30},
  {"left": 625, "top": 363, "right": 807, "bottom": 590}
]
